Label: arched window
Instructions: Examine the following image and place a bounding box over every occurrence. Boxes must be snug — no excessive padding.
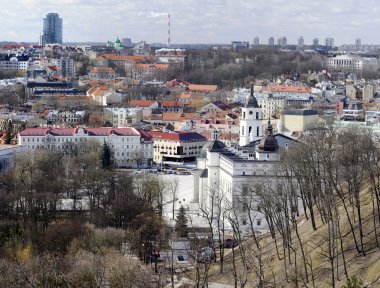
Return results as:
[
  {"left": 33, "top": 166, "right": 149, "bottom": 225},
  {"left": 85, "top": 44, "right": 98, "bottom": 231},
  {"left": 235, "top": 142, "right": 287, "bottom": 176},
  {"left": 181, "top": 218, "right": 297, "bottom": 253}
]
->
[
  {"left": 256, "top": 112, "right": 259, "bottom": 119},
  {"left": 248, "top": 126, "right": 252, "bottom": 134}
]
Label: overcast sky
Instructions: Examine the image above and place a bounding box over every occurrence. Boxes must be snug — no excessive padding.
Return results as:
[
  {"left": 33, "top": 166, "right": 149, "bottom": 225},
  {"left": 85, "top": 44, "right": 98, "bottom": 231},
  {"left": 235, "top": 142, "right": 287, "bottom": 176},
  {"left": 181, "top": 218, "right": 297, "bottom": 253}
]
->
[{"left": 1, "top": 0, "right": 379, "bottom": 45}]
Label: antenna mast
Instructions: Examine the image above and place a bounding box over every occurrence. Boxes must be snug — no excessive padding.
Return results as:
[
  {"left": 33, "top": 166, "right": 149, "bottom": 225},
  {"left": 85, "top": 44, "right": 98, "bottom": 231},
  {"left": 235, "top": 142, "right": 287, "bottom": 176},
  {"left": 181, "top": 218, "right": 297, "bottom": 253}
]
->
[{"left": 167, "top": 13, "right": 170, "bottom": 48}]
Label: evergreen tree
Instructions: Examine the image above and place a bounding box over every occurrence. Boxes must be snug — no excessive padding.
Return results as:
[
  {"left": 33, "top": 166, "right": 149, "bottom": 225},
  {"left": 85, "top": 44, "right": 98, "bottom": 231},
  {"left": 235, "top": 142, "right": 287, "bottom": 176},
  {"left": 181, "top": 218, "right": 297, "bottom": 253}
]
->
[
  {"left": 175, "top": 206, "right": 188, "bottom": 238},
  {"left": 101, "top": 142, "right": 112, "bottom": 169},
  {"left": 4, "top": 121, "right": 12, "bottom": 144}
]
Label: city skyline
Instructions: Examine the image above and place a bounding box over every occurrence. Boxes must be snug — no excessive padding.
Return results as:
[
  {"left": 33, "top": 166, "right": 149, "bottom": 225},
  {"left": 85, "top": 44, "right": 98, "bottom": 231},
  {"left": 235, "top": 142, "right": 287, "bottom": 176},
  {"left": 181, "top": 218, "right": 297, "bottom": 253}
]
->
[{"left": 0, "top": 0, "right": 379, "bottom": 45}]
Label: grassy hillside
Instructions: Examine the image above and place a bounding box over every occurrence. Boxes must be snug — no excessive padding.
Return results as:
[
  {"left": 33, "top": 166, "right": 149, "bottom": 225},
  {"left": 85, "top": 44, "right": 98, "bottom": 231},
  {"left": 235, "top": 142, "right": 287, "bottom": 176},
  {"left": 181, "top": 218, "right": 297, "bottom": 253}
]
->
[{"left": 201, "top": 187, "right": 380, "bottom": 287}]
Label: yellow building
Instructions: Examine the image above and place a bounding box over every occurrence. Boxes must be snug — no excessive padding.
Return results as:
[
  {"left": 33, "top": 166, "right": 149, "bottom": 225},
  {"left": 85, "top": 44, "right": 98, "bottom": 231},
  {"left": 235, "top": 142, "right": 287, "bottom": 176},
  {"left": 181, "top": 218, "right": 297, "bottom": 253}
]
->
[{"left": 280, "top": 109, "right": 320, "bottom": 132}]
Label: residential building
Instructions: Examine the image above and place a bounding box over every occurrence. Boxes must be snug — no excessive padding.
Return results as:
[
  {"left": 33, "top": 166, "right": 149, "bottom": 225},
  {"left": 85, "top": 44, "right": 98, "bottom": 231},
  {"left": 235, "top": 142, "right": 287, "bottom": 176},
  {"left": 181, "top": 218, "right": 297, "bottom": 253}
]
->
[
  {"left": 89, "top": 67, "right": 116, "bottom": 81},
  {"left": 0, "top": 55, "right": 29, "bottom": 71},
  {"left": 277, "top": 37, "right": 287, "bottom": 47},
  {"left": 128, "top": 100, "right": 159, "bottom": 118},
  {"left": 200, "top": 101, "right": 231, "bottom": 113},
  {"left": 51, "top": 57, "right": 74, "bottom": 78},
  {"left": 149, "top": 131, "right": 207, "bottom": 164},
  {"left": 297, "top": 36, "right": 304, "bottom": 49},
  {"left": 312, "top": 38, "right": 319, "bottom": 46},
  {"left": 18, "top": 127, "right": 153, "bottom": 168},
  {"left": 268, "top": 37, "right": 275, "bottom": 46},
  {"left": 231, "top": 41, "right": 249, "bottom": 51},
  {"left": 325, "top": 37, "right": 334, "bottom": 48},
  {"left": 43, "top": 13, "right": 63, "bottom": 45},
  {"left": 104, "top": 107, "right": 143, "bottom": 127},
  {"left": 86, "top": 86, "right": 122, "bottom": 106},
  {"left": 337, "top": 101, "right": 363, "bottom": 120},
  {"left": 253, "top": 37, "right": 259, "bottom": 46}
]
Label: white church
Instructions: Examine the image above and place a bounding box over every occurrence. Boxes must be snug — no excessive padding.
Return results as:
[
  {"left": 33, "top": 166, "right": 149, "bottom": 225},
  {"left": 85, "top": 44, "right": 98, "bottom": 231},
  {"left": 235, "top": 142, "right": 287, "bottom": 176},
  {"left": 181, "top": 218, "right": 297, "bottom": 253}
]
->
[{"left": 190, "top": 86, "right": 298, "bottom": 234}]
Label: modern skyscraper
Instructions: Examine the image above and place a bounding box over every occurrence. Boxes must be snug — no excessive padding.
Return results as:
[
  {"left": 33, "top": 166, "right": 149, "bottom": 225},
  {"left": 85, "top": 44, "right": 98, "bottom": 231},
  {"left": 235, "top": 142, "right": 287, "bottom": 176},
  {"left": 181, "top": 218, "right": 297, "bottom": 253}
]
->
[
  {"left": 312, "top": 38, "right": 319, "bottom": 46},
  {"left": 325, "top": 37, "right": 334, "bottom": 48},
  {"left": 43, "top": 13, "right": 62, "bottom": 45},
  {"left": 277, "top": 37, "right": 287, "bottom": 47},
  {"left": 268, "top": 37, "right": 274, "bottom": 46},
  {"left": 253, "top": 37, "right": 260, "bottom": 46},
  {"left": 297, "top": 36, "right": 304, "bottom": 49}
]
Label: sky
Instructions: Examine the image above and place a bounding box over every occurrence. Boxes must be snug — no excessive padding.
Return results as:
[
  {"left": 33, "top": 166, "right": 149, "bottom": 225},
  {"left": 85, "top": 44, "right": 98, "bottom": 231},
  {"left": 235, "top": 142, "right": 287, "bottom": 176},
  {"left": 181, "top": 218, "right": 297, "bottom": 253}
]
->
[{"left": 0, "top": 0, "right": 379, "bottom": 45}]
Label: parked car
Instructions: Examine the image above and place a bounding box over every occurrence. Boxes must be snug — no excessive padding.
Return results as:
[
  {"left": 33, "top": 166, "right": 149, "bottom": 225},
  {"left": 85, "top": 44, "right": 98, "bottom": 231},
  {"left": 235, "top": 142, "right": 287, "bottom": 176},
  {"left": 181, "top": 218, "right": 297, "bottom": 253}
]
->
[{"left": 223, "top": 238, "right": 238, "bottom": 248}]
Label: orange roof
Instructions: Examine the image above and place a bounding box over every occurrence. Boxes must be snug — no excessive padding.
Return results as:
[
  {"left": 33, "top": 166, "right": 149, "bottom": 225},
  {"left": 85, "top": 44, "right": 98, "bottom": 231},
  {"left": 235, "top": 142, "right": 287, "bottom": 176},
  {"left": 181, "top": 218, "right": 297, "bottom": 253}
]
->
[
  {"left": 265, "top": 85, "right": 311, "bottom": 93},
  {"left": 98, "top": 54, "right": 156, "bottom": 62},
  {"left": 129, "top": 100, "right": 158, "bottom": 107},
  {"left": 160, "top": 100, "right": 184, "bottom": 108},
  {"left": 86, "top": 86, "right": 112, "bottom": 96},
  {"left": 188, "top": 84, "right": 217, "bottom": 92},
  {"left": 135, "top": 64, "right": 169, "bottom": 71},
  {"left": 90, "top": 67, "right": 116, "bottom": 74},
  {"left": 179, "top": 92, "right": 192, "bottom": 99},
  {"left": 162, "top": 112, "right": 182, "bottom": 121},
  {"left": 162, "top": 112, "right": 196, "bottom": 121}
]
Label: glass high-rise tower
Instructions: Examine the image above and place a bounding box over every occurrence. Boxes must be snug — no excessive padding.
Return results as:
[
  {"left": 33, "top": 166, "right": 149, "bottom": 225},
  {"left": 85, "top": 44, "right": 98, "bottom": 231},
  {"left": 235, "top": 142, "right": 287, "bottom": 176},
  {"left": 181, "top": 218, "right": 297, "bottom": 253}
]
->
[{"left": 43, "top": 13, "right": 62, "bottom": 44}]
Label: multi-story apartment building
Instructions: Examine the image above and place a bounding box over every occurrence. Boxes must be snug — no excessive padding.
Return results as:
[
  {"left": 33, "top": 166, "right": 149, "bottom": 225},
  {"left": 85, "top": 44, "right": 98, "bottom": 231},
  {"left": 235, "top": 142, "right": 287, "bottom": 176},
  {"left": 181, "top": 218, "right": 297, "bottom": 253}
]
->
[
  {"left": 104, "top": 107, "right": 143, "bottom": 128},
  {"left": 256, "top": 85, "right": 314, "bottom": 118},
  {"left": 18, "top": 127, "right": 153, "bottom": 167},
  {"left": 50, "top": 57, "right": 75, "bottom": 79},
  {"left": 149, "top": 131, "right": 207, "bottom": 164},
  {"left": 0, "top": 55, "right": 29, "bottom": 71}
]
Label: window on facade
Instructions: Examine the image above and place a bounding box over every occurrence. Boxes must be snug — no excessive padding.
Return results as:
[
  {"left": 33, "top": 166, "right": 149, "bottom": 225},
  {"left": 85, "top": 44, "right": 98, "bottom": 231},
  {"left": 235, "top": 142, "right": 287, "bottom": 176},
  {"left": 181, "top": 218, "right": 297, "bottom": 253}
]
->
[
  {"left": 256, "top": 126, "right": 259, "bottom": 137},
  {"left": 256, "top": 219, "right": 262, "bottom": 226},
  {"left": 256, "top": 112, "right": 259, "bottom": 119}
]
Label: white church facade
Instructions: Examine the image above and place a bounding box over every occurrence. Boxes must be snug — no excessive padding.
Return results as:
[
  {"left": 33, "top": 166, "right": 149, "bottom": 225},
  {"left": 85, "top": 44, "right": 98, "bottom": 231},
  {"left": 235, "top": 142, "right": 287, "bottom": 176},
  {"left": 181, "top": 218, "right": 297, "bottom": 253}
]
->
[{"left": 191, "top": 86, "right": 298, "bottom": 234}]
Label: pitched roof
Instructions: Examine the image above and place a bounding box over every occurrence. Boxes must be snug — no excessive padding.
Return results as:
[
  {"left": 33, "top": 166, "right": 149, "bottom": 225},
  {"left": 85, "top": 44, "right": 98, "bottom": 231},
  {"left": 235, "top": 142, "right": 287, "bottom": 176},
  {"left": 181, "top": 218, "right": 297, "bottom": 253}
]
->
[
  {"left": 148, "top": 131, "right": 207, "bottom": 142},
  {"left": 89, "top": 67, "right": 116, "bottom": 74},
  {"left": 265, "top": 85, "right": 311, "bottom": 93},
  {"left": 135, "top": 63, "right": 169, "bottom": 71},
  {"left": 188, "top": 84, "right": 217, "bottom": 92},
  {"left": 86, "top": 86, "right": 112, "bottom": 96},
  {"left": 129, "top": 99, "right": 158, "bottom": 107},
  {"left": 98, "top": 54, "right": 155, "bottom": 63},
  {"left": 179, "top": 92, "right": 192, "bottom": 99},
  {"left": 160, "top": 100, "right": 184, "bottom": 108},
  {"left": 211, "top": 101, "right": 231, "bottom": 111}
]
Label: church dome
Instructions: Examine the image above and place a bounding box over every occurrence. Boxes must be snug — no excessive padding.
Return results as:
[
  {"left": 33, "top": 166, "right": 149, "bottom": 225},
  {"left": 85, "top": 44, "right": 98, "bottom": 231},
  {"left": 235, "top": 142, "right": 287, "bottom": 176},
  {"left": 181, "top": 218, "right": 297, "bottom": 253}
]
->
[{"left": 258, "top": 121, "right": 279, "bottom": 152}]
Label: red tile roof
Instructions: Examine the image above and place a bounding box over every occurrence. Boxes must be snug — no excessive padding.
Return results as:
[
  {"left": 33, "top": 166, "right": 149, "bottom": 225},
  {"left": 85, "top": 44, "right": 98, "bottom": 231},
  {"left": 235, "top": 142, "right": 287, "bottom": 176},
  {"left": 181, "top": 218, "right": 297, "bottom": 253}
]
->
[
  {"left": 188, "top": 84, "right": 217, "bottom": 92},
  {"left": 160, "top": 100, "right": 184, "bottom": 108},
  {"left": 129, "top": 100, "right": 158, "bottom": 107},
  {"left": 265, "top": 85, "right": 311, "bottom": 93},
  {"left": 98, "top": 54, "right": 156, "bottom": 63},
  {"left": 90, "top": 67, "right": 116, "bottom": 74}
]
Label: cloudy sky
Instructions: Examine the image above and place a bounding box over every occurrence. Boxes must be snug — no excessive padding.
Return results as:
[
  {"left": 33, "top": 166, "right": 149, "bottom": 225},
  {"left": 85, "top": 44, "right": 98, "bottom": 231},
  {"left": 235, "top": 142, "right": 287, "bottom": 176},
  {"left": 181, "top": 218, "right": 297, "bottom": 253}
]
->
[{"left": 0, "top": 0, "right": 379, "bottom": 45}]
